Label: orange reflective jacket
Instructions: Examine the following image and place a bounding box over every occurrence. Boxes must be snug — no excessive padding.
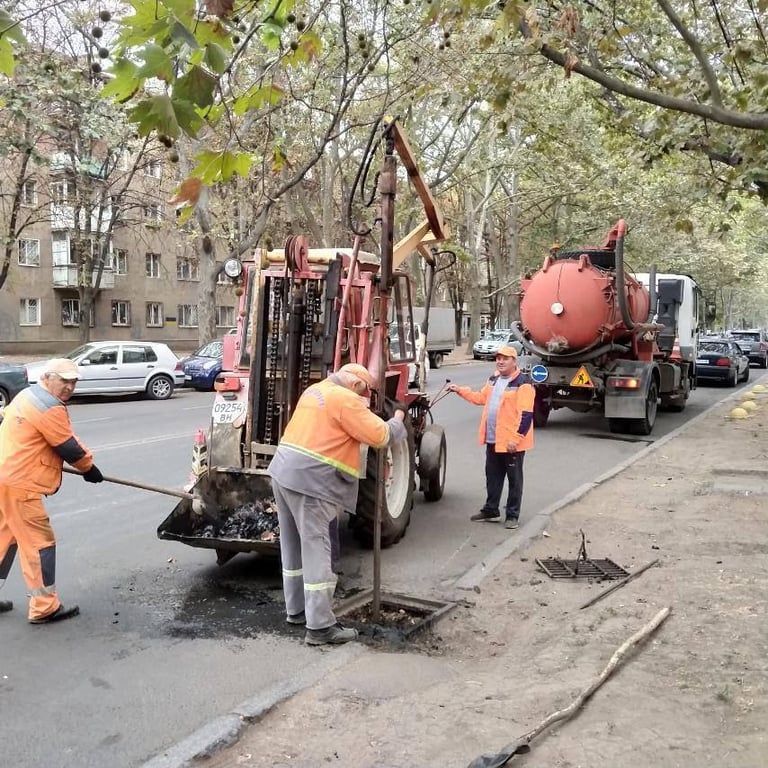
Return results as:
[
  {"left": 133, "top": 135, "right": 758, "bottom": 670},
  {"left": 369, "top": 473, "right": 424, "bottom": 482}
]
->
[
  {"left": 279, "top": 377, "right": 390, "bottom": 478},
  {"left": 0, "top": 385, "right": 94, "bottom": 494},
  {"left": 455, "top": 370, "right": 535, "bottom": 452}
]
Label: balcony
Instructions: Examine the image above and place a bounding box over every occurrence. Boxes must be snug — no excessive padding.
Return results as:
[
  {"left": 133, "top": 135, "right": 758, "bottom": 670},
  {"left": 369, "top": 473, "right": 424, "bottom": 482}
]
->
[{"left": 52, "top": 265, "right": 115, "bottom": 290}]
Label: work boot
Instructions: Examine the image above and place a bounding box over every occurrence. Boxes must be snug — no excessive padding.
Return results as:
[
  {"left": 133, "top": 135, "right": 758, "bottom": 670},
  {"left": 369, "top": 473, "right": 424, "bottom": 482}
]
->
[
  {"left": 0, "top": 600, "right": 12, "bottom": 613},
  {"left": 305, "top": 623, "right": 358, "bottom": 646},
  {"left": 286, "top": 610, "right": 306, "bottom": 625},
  {"left": 29, "top": 604, "right": 80, "bottom": 624},
  {"left": 470, "top": 510, "right": 500, "bottom": 522},
  {"left": 505, "top": 518, "right": 519, "bottom": 530}
]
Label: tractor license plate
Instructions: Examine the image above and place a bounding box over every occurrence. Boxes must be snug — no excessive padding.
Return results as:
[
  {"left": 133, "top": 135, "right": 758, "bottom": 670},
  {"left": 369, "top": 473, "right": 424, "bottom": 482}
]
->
[{"left": 212, "top": 400, "right": 247, "bottom": 424}]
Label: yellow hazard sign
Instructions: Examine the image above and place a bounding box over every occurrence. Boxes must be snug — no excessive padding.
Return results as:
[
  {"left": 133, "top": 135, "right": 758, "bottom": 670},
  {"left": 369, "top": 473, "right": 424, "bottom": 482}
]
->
[{"left": 570, "top": 366, "right": 594, "bottom": 388}]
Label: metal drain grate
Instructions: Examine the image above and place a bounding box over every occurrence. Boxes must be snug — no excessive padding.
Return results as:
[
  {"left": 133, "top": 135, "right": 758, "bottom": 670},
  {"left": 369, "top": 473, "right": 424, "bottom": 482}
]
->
[{"left": 536, "top": 557, "right": 629, "bottom": 580}]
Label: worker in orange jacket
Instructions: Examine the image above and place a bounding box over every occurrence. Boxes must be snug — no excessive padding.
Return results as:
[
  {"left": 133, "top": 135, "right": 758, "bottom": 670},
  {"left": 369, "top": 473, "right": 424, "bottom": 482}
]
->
[
  {"left": 0, "top": 358, "right": 103, "bottom": 624},
  {"left": 448, "top": 345, "right": 535, "bottom": 530},
  {"left": 268, "top": 363, "right": 407, "bottom": 646}
]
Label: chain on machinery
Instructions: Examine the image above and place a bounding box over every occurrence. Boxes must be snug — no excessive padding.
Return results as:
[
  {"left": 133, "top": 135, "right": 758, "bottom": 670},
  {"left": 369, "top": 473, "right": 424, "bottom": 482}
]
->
[
  {"left": 264, "top": 277, "right": 284, "bottom": 444},
  {"left": 299, "top": 279, "right": 322, "bottom": 391}
]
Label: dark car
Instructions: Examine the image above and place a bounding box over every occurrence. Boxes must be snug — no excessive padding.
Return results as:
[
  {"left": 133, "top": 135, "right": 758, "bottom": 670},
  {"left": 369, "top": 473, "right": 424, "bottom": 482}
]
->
[
  {"left": 0, "top": 361, "right": 29, "bottom": 408},
  {"left": 696, "top": 338, "right": 750, "bottom": 387},
  {"left": 182, "top": 339, "right": 224, "bottom": 391},
  {"left": 728, "top": 329, "right": 768, "bottom": 368}
]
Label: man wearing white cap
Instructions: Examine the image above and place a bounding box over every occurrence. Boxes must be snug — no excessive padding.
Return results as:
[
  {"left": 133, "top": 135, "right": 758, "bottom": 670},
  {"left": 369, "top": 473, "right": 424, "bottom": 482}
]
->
[
  {"left": 448, "top": 345, "right": 535, "bottom": 530},
  {"left": 269, "top": 363, "right": 407, "bottom": 645},
  {"left": 0, "top": 358, "right": 103, "bottom": 624}
]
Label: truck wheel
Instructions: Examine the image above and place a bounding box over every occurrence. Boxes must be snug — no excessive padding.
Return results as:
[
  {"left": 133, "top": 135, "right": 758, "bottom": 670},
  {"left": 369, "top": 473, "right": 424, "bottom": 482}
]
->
[
  {"left": 430, "top": 352, "right": 444, "bottom": 369},
  {"left": 354, "top": 404, "right": 415, "bottom": 547},
  {"left": 419, "top": 424, "right": 446, "bottom": 502},
  {"left": 631, "top": 380, "right": 658, "bottom": 435}
]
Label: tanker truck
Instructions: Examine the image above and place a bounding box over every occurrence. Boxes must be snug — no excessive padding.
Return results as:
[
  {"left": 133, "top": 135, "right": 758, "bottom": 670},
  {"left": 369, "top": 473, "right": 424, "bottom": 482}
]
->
[{"left": 512, "top": 219, "right": 703, "bottom": 436}]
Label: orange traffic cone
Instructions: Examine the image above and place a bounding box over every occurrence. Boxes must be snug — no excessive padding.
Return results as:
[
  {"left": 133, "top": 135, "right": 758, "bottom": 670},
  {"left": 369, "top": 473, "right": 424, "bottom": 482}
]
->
[{"left": 670, "top": 336, "right": 681, "bottom": 361}]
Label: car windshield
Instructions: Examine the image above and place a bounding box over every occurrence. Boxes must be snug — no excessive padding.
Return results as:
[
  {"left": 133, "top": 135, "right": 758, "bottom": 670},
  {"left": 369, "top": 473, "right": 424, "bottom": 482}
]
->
[
  {"left": 194, "top": 340, "right": 223, "bottom": 358},
  {"left": 700, "top": 342, "right": 729, "bottom": 354},
  {"left": 65, "top": 344, "right": 96, "bottom": 360},
  {"left": 731, "top": 332, "right": 759, "bottom": 341},
  {"left": 490, "top": 331, "right": 508, "bottom": 340}
]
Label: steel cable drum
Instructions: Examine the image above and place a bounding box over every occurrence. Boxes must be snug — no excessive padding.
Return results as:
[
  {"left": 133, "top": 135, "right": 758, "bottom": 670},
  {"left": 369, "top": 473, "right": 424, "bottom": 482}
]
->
[{"left": 520, "top": 254, "right": 651, "bottom": 352}]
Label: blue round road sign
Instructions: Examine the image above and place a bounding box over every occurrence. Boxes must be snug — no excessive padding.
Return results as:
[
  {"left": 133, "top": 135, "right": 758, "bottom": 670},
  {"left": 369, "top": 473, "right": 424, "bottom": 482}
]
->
[{"left": 530, "top": 364, "right": 548, "bottom": 383}]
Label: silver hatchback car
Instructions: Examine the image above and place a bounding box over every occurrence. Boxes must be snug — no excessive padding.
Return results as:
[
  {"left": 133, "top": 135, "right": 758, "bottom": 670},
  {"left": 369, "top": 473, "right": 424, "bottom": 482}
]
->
[{"left": 25, "top": 341, "right": 185, "bottom": 400}]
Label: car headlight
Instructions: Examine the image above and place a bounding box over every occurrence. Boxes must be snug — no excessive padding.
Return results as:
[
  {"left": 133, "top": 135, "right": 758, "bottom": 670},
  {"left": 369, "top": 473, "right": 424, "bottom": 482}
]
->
[{"left": 223, "top": 258, "right": 243, "bottom": 279}]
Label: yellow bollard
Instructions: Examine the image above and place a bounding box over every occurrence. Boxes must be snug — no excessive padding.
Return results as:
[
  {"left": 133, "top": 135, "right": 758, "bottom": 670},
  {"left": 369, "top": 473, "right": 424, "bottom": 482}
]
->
[{"left": 727, "top": 407, "right": 750, "bottom": 419}]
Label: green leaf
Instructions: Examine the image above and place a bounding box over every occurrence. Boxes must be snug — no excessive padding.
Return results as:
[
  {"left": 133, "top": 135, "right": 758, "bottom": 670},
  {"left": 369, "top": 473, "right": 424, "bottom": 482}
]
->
[
  {"left": 170, "top": 20, "right": 199, "bottom": 49},
  {"left": 193, "top": 18, "right": 233, "bottom": 48},
  {"left": 102, "top": 58, "right": 144, "bottom": 103},
  {"left": 136, "top": 43, "right": 175, "bottom": 81},
  {"left": 129, "top": 94, "right": 180, "bottom": 138},
  {"left": 0, "top": 10, "right": 25, "bottom": 44},
  {"left": 233, "top": 83, "right": 284, "bottom": 115},
  {"left": 261, "top": 22, "right": 284, "bottom": 50},
  {"left": 0, "top": 37, "right": 15, "bottom": 77},
  {"left": 203, "top": 42, "right": 228, "bottom": 74},
  {"left": 161, "top": 0, "right": 196, "bottom": 17},
  {"left": 192, "top": 149, "right": 253, "bottom": 183},
  {"left": 174, "top": 65, "right": 217, "bottom": 108},
  {"left": 172, "top": 98, "right": 204, "bottom": 136}
]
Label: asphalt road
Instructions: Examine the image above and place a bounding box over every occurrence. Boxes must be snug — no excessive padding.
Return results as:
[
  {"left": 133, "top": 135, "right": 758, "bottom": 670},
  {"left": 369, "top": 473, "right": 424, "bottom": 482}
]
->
[{"left": 0, "top": 363, "right": 748, "bottom": 767}]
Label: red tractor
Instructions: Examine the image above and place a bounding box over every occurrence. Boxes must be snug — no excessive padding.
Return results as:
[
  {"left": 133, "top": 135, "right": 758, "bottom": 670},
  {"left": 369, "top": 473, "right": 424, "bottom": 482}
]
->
[{"left": 159, "top": 119, "right": 451, "bottom": 563}]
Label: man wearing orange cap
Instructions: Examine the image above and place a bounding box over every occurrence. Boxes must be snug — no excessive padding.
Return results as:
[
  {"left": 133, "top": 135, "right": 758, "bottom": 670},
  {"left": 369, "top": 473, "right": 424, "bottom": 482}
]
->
[
  {"left": 448, "top": 345, "right": 534, "bottom": 530},
  {"left": 0, "top": 358, "right": 103, "bottom": 623},
  {"left": 269, "top": 363, "right": 407, "bottom": 645}
]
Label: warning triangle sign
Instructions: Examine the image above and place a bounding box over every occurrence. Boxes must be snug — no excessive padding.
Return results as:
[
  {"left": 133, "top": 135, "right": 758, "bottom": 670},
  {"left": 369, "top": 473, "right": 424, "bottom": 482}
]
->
[{"left": 570, "top": 366, "right": 594, "bottom": 388}]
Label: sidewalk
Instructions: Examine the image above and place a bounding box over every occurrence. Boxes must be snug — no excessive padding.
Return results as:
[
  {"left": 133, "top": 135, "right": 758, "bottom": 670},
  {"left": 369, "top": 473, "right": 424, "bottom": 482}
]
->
[{"left": 145, "top": 382, "right": 768, "bottom": 768}]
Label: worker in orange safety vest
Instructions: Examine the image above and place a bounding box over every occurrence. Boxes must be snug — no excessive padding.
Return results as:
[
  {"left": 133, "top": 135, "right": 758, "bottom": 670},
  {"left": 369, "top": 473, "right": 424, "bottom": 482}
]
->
[
  {"left": 268, "top": 363, "right": 407, "bottom": 646},
  {"left": 448, "top": 345, "right": 535, "bottom": 530},
  {"left": 0, "top": 358, "right": 104, "bottom": 624}
]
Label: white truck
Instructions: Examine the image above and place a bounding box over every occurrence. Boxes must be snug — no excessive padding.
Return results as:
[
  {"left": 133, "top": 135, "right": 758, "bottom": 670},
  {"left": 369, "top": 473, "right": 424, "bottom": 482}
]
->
[{"left": 412, "top": 306, "right": 456, "bottom": 368}]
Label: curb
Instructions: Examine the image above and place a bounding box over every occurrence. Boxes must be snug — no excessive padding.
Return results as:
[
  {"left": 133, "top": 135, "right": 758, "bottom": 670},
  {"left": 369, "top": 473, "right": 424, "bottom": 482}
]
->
[
  {"left": 452, "top": 380, "right": 765, "bottom": 592},
  {"left": 140, "top": 644, "right": 365, "bottom": 768}
]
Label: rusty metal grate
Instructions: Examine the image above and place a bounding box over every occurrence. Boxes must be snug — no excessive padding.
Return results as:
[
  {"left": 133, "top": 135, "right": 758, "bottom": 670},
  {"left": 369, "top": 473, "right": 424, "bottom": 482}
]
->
[
  {"left": 535, "top": 529, "right": 629, "bottom": 580},
  {"left": 535, "top": 557, "right": 628, "bottom": 580}
]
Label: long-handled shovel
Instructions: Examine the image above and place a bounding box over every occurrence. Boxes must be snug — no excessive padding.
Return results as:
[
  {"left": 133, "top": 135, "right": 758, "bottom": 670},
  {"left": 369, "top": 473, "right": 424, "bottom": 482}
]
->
[{"left": 62, "top": 466, "right": 220, "bottom": 526}]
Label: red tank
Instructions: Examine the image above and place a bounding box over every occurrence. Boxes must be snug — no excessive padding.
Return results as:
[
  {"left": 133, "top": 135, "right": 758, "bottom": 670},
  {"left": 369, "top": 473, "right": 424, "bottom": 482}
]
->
[{"left": 520, "top": 253, "right": 650, "bottom": 352}]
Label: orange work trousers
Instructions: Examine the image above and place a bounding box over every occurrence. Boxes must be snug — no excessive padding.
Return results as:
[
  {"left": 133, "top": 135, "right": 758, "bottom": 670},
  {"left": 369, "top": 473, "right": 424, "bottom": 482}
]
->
[{"left": 0, "top": 485, "right": 61, "bottom": 621}]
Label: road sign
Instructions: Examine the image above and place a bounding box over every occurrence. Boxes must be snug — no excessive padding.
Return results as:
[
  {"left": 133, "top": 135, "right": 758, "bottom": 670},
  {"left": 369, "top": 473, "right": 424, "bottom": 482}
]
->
[
  {"left": 530, "top": 364, "right": 548, "bottom": 383},
  {"left": 570, "top": 366, "right": 594, "bottom": 388}
]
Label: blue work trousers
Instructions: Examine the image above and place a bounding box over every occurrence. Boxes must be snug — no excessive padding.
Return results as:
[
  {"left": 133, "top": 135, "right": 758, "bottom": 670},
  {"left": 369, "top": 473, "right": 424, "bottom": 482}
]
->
[{"left": 481, "top": 444, "right": 525, "bottom": 520}]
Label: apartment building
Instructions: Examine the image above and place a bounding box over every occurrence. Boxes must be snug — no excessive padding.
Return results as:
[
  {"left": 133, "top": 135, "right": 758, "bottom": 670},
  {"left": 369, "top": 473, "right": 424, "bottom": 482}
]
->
[{"left": 0, "top": 151, "right": 238, "bottom": 356}]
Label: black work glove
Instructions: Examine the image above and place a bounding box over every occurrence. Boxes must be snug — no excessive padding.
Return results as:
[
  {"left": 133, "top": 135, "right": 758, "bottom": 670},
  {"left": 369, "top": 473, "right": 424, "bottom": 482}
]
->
[{"left": 82, "top": 465, "right": 104, "bottom": 483}]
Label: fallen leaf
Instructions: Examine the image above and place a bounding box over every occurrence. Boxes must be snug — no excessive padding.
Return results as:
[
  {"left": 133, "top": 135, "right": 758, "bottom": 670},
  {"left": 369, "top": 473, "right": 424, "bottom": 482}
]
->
[{"left": 542, "top": 530, "right": 550, "bottom": 537}]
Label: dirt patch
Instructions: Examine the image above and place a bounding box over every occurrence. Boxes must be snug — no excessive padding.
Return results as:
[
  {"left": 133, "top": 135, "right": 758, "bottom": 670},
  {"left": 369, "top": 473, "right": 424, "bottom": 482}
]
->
[{"left": 201, "top": 392, "right": 768, "bottom": 768}]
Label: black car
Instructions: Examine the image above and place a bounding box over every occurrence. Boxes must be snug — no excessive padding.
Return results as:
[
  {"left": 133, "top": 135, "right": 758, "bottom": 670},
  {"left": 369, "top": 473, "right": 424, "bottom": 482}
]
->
[
  {"left": 0, "top": 361, "right": 29, "bottom": 408},
  {"left": 696, "top": 339, "right": 750, "bottom": 386}
]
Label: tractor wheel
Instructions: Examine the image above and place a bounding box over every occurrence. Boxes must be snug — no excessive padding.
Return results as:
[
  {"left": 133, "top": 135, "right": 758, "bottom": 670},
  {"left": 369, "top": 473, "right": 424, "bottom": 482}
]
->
[
  {"left": 354, "top": 403, "right": 415, "bottom": 547},
  {"left": 419, "top": 424, "right": 446, "bottom": 502}
]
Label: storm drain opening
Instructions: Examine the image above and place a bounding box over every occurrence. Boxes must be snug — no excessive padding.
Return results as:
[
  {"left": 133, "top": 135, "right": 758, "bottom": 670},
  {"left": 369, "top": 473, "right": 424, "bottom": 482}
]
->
[
  {"left": 536, "top": 529, "right": 629, "bottom": 580},
  {"left": 335, "top": 589, "right": 456, "bottom": 645},
  {"left": 535, "top": 557, "right": 629, "bottom": 580}
]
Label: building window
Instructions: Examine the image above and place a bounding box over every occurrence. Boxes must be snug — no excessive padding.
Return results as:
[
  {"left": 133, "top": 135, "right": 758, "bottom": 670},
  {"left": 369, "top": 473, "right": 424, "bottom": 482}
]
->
[
  {"left": 20, "top": 298, "right": 41, "bottom": 326},
  {"left": 178, "top": 304, "right": 198, "bottom": 328},
  {"left": 176, "top": 255, "right": 199, "bottom": 281},
  {"left": 144, "top": 159, "right": 162, "bottom": 178},
  {"left": 18, "top": 239, "right": 40, "bottom": 267},
  {"left": 215, "top": 306, "right": 235, "bottom": 328},
  {"left": 111, "top": 300, "right": 131, "bottom": 326},
  {"left": 51, "top": 232, "right": 71, "bottom": 266},
  {"left": 111, "top": 248, "right": 127, "bottom": 275},
  {"left": 146, "top": 302, "right": 164, "bottom": 327},
  {"left": 50, "top": 180, "right": 71, "bottom": 203},
  {"left": 145, "top": 252, "right": 161, "bottom": 278},
  {"left": 62, "top": 298, "right": 94, "bottom": 327},
  {"left": 143, "top": 204, "right": 162, "bottom": 224},
  {"left": 21, "top": 179, "right": 37, "bottom": 206}
]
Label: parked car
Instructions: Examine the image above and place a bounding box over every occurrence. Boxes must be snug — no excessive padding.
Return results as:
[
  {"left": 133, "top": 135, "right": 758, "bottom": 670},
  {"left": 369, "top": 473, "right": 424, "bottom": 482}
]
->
[
  {"left": 696, "top": 338, "right": 750, "bottom": 386},
  {"left": 473, "top": 330, "right": 522, "bottom": 360},
  {"left": 0, "top": 361, "right": 29, "bottom": 408},
  {"left": 182, "top": 339, "right": 224, "bottom": 391},
  {"left": 728, "top": 329, "right": 768, "bottom": 368},
  {"left": 25, "top": 342, "right": 185, "bottom": 400}
]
